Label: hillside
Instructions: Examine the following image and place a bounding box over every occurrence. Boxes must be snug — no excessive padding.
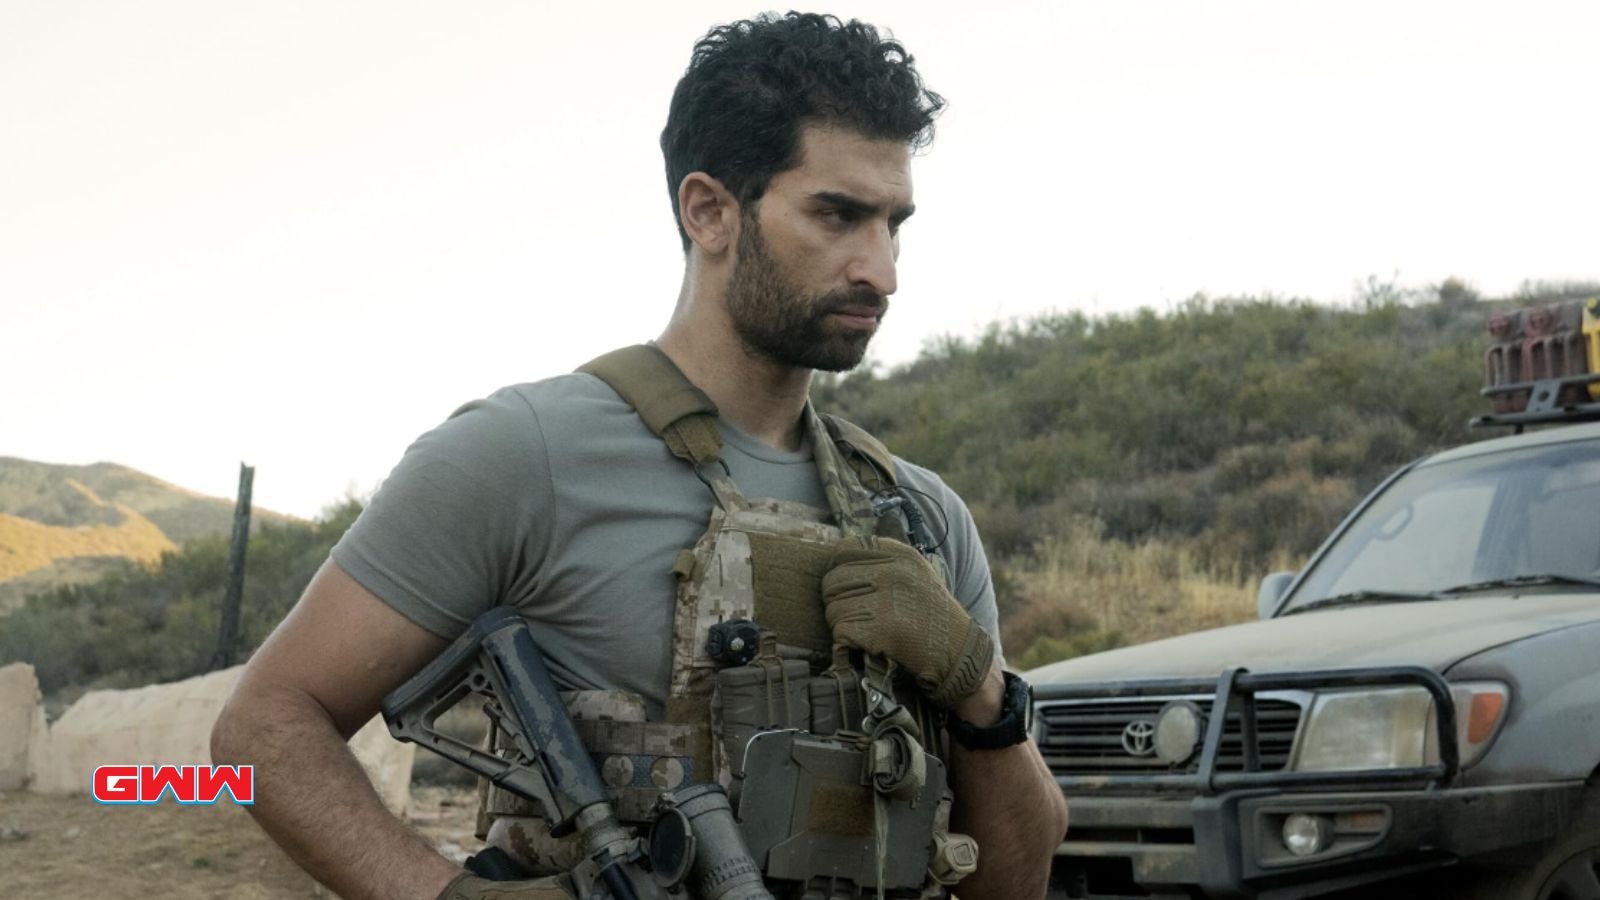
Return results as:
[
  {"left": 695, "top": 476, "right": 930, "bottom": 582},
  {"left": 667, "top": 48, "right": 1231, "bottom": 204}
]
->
[
  {"left": 0, "top": 497, "right": 360, "bottom": 700},
  {"left": 0, "top": 458, "right": 293, "bottom": 613},
  {"left": 814, "top": 281, "right": 1599, "bottom": 666},
  {"left": 6, "top": 280, "right": 1598, "bottom": 698}
]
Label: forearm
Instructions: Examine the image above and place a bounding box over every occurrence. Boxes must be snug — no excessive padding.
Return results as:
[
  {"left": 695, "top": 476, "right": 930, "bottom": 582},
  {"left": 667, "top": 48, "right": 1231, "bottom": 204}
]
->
[
  {"left": 947, "top": 669, "right": 1069, "bottom": 900},
  {"left": 212, "top": 682, "right": 459, "bottom": 900}
]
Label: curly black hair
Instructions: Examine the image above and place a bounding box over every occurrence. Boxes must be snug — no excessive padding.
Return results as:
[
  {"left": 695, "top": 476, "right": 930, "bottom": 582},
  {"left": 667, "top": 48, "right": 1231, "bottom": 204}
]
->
[{"left": 660, "top": 12, "right": 945, "bottom": 252}]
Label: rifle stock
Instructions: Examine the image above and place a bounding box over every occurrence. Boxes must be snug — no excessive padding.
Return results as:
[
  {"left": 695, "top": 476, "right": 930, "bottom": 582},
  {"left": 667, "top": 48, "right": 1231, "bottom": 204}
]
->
[{"left": 382, "top": 607, "right": 772, "bottom": 900}]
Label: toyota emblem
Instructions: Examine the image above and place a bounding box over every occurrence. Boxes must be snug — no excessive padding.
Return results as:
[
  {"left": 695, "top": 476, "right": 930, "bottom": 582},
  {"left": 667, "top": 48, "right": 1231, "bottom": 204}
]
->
[{"left": 1121, "top": 720, "right": 1157, "bottom": 757}]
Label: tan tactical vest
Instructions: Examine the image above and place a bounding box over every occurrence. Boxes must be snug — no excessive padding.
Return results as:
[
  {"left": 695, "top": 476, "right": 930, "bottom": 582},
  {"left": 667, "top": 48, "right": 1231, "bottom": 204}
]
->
[{"left": 477, "top": 345, "right": 968, "bottom": 898}]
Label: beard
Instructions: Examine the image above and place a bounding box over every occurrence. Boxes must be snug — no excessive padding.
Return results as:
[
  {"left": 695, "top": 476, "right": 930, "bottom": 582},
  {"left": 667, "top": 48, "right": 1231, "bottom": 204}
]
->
[{"left": 725, "top": 218, "right": 887, "bottom": 373}]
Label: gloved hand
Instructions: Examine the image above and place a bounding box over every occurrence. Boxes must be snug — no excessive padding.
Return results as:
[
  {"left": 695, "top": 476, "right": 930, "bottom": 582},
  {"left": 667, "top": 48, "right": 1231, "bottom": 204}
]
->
[
  {"left": 437, "top": 872, "right": 573, "bottom": 900},
  {"left": 822, "top": 536, "right": 995, "bottom": 707}
]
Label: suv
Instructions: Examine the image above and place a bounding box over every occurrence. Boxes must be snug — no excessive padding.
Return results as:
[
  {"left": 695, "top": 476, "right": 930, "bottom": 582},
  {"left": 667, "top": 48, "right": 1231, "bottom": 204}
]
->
[{"left": 1029, "top": 301, "right": 1600, "bottom": 899}]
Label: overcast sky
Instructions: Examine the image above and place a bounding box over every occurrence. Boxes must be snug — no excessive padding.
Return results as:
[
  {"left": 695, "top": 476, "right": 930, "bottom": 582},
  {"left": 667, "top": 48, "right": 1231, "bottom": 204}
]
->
[{"left": 3, "top": 0, "right": 1598, "bottom": 519}]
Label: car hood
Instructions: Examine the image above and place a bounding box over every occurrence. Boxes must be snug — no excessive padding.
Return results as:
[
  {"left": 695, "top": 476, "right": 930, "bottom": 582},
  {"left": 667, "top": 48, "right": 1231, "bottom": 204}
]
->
[{"left": 1026, "top": 593, "right": 1600, "bottom": 684}]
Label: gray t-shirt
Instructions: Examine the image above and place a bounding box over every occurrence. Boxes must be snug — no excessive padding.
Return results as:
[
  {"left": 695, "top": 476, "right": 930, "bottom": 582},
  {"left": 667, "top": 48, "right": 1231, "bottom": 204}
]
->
[{"left": 332, "top": 373, "right": 999, "bottom": 718}]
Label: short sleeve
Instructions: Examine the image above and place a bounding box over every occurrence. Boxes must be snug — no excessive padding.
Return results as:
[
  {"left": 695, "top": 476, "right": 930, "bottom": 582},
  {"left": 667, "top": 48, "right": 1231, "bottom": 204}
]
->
[
  {"left": 330, "top": 388, "right": 553, "bottom": 638},
  {"left": 892, "top": 460, "right": 1006, "bottom": 669}
]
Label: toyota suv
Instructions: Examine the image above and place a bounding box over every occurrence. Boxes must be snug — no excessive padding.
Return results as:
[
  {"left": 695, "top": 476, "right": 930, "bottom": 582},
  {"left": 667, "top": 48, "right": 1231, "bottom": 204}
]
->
[{"left": 1029, "top": 300, "right": 1600, "bottom": 899}]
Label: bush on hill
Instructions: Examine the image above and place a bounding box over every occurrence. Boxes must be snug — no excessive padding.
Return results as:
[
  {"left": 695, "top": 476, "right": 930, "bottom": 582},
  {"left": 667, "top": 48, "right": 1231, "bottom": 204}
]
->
[
  {"left": 0, "top": 499, "right": 361, "bottom": 698},
  {"left": 816, "top": 282, "right": 1599, "bottom": 666},
  {"left": 12, "top": 280, "right": 1600, "bottom": 692}
]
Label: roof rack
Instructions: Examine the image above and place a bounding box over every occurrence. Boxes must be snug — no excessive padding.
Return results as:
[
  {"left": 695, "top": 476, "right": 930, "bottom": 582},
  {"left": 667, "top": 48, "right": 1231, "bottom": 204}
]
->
[{"left": 1471, "top": 372, "right": 1600, "bottom": 431}]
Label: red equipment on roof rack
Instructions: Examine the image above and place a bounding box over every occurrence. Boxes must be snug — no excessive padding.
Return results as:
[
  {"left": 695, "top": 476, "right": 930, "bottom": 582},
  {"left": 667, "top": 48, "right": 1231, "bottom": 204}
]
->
[{"left": 1474, "top": 298, "right": 1600, "bottom": 429}]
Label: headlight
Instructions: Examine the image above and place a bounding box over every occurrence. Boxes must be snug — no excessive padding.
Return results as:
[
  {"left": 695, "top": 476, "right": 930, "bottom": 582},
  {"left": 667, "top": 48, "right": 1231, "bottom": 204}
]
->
[
  {"left": 1291, "top": 681, "right": 1509, "bottom": 772},
  {"left": 1293, "top": 687, "right": 1433, "bottom": 771}
]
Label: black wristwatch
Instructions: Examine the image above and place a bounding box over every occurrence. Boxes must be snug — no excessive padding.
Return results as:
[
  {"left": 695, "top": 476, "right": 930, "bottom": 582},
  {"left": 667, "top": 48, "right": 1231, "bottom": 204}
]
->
[{"left": 947, "top": 671, "right": 1033, "bottom": 751}]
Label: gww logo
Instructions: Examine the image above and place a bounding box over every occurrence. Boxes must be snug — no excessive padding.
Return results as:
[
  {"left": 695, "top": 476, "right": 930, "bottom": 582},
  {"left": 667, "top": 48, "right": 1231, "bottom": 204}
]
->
[{"left": 92, "top": 765, "right": 254, "bottom": 804}]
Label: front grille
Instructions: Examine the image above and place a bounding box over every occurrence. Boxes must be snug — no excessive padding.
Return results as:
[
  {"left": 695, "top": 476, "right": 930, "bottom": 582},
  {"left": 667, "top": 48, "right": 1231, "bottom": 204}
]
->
[{"left": 1038, "top": 696, "right": 1302, "bottom": 777}]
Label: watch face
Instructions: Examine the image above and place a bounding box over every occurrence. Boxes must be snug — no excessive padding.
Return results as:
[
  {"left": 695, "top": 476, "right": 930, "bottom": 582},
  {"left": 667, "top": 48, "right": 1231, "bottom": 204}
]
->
[
  {"left": 1006, "top": 672, "right": 1032, "bottom": 735},
  {"left": 1015, "top": 674, "right": 1034, "bottom": 737}
]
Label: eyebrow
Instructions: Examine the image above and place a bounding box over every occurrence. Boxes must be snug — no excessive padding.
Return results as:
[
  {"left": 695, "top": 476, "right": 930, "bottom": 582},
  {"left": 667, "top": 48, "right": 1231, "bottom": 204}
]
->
[{"left": 810, "top": 190, "right": 916, "bottom": 223}]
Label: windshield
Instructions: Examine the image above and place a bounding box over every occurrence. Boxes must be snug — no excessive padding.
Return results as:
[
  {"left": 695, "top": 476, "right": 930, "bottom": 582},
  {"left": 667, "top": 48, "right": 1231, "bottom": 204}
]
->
[{"left": 1283, "top": 437, "right": 1600, "bottom": 612}]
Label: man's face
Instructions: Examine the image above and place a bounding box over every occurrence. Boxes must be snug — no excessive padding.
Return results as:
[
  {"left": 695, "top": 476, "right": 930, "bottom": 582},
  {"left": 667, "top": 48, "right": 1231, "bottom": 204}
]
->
[{"left": 725, "top": 124, "right": 914, "bottom": 373}]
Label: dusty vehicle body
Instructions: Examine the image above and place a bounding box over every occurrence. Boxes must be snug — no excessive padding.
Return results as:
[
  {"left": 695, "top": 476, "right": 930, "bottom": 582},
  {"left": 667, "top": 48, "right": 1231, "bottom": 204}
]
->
[{"left": 1029, "top": 401, "right": 1600, "bottom": 898}]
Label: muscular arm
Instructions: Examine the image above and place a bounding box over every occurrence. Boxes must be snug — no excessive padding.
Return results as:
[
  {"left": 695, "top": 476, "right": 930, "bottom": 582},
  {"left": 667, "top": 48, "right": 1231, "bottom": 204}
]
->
[
  {"left": 211, "top": 560, "right": 458, "bottom": 900},
  {"left": 948, "top": 665, "right": 1069, "bottom": 900}
]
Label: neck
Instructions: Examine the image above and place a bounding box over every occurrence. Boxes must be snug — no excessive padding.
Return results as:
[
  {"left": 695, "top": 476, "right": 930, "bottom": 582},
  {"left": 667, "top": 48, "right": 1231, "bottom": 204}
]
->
[{"left": 657, "top": 310, "right": 813, "bottom": 453}]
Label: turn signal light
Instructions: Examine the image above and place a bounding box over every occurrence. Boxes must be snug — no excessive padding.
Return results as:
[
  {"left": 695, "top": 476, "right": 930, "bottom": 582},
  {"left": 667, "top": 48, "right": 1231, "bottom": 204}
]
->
[{"left": 1467, "top": 691, "right": 1505, "bottom": 744}]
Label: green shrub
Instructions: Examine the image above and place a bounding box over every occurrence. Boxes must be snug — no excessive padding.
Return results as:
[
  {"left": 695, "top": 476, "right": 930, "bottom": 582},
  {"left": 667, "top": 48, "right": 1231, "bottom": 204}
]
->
[
  {"left": 0, "top": 500, "right": 363, "bottom": 697},
  {"left": 1017, "top": 630, "right": 1125, "bottom": 671}
]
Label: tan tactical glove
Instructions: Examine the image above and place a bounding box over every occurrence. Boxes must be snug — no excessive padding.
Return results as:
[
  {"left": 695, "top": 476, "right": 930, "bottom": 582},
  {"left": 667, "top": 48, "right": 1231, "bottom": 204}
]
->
[
  {"left": 437, "top": 872, "right": 573, "bottom": 900},
  {"left": 822, "top": 536, "right": 995, "bottom": 707}
]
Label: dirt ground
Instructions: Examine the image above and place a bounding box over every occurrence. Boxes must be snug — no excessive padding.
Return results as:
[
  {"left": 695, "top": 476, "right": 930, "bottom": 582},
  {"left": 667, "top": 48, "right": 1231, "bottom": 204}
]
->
[{"left": 0, "top": 786, "right": 482, "bottom": 898}]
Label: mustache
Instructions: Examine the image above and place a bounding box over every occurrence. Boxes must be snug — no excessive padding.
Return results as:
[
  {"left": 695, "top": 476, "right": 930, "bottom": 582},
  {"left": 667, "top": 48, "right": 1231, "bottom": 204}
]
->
[{"left": 818, "top": 289, "right": 889, "bottom": 318}]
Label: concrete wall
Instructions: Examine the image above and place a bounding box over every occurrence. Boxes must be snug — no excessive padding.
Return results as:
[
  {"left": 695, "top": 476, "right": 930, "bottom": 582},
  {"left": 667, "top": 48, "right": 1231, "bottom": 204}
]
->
[
  {"left": 19, "top": 664, "right": 414, "bottom": 814},
  {"left": 0, "top": 662, "right": 48, "bottom": 790}
]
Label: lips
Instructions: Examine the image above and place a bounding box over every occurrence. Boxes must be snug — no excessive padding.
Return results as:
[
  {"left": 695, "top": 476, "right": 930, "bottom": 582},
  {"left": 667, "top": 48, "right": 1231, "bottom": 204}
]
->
[
  {"left": 819, "top": 292, "right": 888, "bottom": 331},
  {"left": 829, "top": 311, "right": 880, "bottom": 330},
  {"left": 823, "top": 295, "right": 888, "bottom": 319},
  {"left": 830, "top": 306, "right": 883, "bottom": 318}
]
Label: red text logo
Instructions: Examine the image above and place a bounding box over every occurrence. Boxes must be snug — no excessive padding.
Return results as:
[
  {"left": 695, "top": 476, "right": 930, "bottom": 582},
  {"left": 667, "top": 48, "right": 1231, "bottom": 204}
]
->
[{"left": 92, "top": 765, "right": 254, "bottom": 805}]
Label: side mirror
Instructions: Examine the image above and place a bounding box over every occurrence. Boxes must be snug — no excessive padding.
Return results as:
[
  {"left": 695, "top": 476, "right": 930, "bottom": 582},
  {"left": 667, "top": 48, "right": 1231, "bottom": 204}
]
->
[{"left": 1257, "top": 571, "right": 1296, "bottom": 619}]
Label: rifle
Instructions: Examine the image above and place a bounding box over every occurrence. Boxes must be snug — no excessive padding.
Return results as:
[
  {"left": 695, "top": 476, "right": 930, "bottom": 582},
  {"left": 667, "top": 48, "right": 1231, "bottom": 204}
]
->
[{"left": 382, "top": 607, "right": 772, "bottom": 900}]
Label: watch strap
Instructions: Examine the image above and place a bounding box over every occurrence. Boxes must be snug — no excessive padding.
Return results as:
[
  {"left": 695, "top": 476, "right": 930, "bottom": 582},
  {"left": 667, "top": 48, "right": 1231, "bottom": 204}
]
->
[{"left": 947, "top": 671, "right": 1032, "bottom": 751}]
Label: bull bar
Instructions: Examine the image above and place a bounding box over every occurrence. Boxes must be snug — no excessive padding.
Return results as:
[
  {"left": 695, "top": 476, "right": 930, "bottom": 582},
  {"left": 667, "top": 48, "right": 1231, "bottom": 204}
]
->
[{"left": 1036, "top": 665, "right": 1460, "bottom": 794}]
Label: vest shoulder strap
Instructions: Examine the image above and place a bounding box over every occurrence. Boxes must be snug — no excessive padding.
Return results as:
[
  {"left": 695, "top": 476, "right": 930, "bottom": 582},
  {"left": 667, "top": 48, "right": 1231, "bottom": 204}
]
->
[
  {"left": 578, "top": 345, "right": 901, "bottom": 488},
  {"left": 577, "top": 344, "right": 722, "bottom": 466},
  {"left": 819, "top": 414, "right": 947, "bottom": 564},
  {"left": 819, "top": 412, "right": 898, "bottom": 489}
]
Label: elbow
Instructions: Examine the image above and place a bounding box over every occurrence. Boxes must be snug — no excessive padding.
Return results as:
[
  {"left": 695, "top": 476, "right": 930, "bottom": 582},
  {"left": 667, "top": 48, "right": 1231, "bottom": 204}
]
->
[
  {"left": 211, "top": 678, "right": 342, "bottom": 770},
  {"left": 1030, "top": 780, "right": 1068, "bottom": 880},
  {"left": 1027, "top": 793, "right": 1068, "bottom": 900},
  {"left": 210, "top": 693, "right": 246, "bottom": 768},
  {"left": 1035, "top": 749, "right": 1069, "bottom": 846},
  {"left": 211, "top": 680, "right": 272, "bottom": 769},
  {"left": 1048, "top": 789, "right": 1069, "bottom": 846}
]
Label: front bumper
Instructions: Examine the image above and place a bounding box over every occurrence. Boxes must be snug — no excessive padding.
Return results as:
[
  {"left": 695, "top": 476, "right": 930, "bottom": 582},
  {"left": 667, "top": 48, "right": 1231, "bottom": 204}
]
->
[
  {"left": 1050, "top": 782, "right": 1581, "bottom": 899},
  {"left": 1036, "top": 665, "right": 1575, "bottom": 898}
]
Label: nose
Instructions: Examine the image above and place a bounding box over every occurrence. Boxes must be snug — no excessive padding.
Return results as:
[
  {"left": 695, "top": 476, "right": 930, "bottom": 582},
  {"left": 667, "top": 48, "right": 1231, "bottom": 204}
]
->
[{"left": 846, "top": 223, "right": 899, "bottom": 297}]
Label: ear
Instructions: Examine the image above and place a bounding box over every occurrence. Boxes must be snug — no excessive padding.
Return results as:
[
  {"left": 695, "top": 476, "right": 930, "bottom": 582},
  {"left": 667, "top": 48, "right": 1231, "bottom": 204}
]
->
[{"left": 677, "top": 172, "right": 740, "bottom": 257}]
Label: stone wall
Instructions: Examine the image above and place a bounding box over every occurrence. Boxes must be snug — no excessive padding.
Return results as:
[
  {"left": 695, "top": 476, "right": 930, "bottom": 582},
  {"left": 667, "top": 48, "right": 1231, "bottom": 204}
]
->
[
  {"left": 0, "top": 662, "right": 48, "bottom": 790},
  {"left": 14, "top": 664, "right": 414, "bottom": 814}
]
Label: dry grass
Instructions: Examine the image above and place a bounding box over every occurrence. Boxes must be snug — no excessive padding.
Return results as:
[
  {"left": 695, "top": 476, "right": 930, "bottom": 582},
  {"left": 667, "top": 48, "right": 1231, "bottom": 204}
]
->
[
  {"left": 0, "top": 457, "right": 303, "bottom": 606},
  {"left": 0, "top": 481, "right": 175, "bottom": 584},
  {"left": 1002, "top": 517, "right": 1299, "bottom": 671},
  {"left": 0, "top": 789, "right": 321, "bottom": 898},
  {"left": 0, "top": 786, "right": 482, "bottom": 899}
]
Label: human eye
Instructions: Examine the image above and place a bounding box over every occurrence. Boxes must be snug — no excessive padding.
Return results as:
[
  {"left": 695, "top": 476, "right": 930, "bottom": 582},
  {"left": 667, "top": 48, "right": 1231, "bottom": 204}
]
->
[{"left": 820, "top": 207, "right": 860, "bottom": 227}]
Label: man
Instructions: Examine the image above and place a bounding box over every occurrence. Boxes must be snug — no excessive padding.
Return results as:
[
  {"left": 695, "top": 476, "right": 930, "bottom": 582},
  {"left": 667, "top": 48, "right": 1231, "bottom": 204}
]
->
[{"left": 212, "top": 12, "right": 1067, "bottom": 900}]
